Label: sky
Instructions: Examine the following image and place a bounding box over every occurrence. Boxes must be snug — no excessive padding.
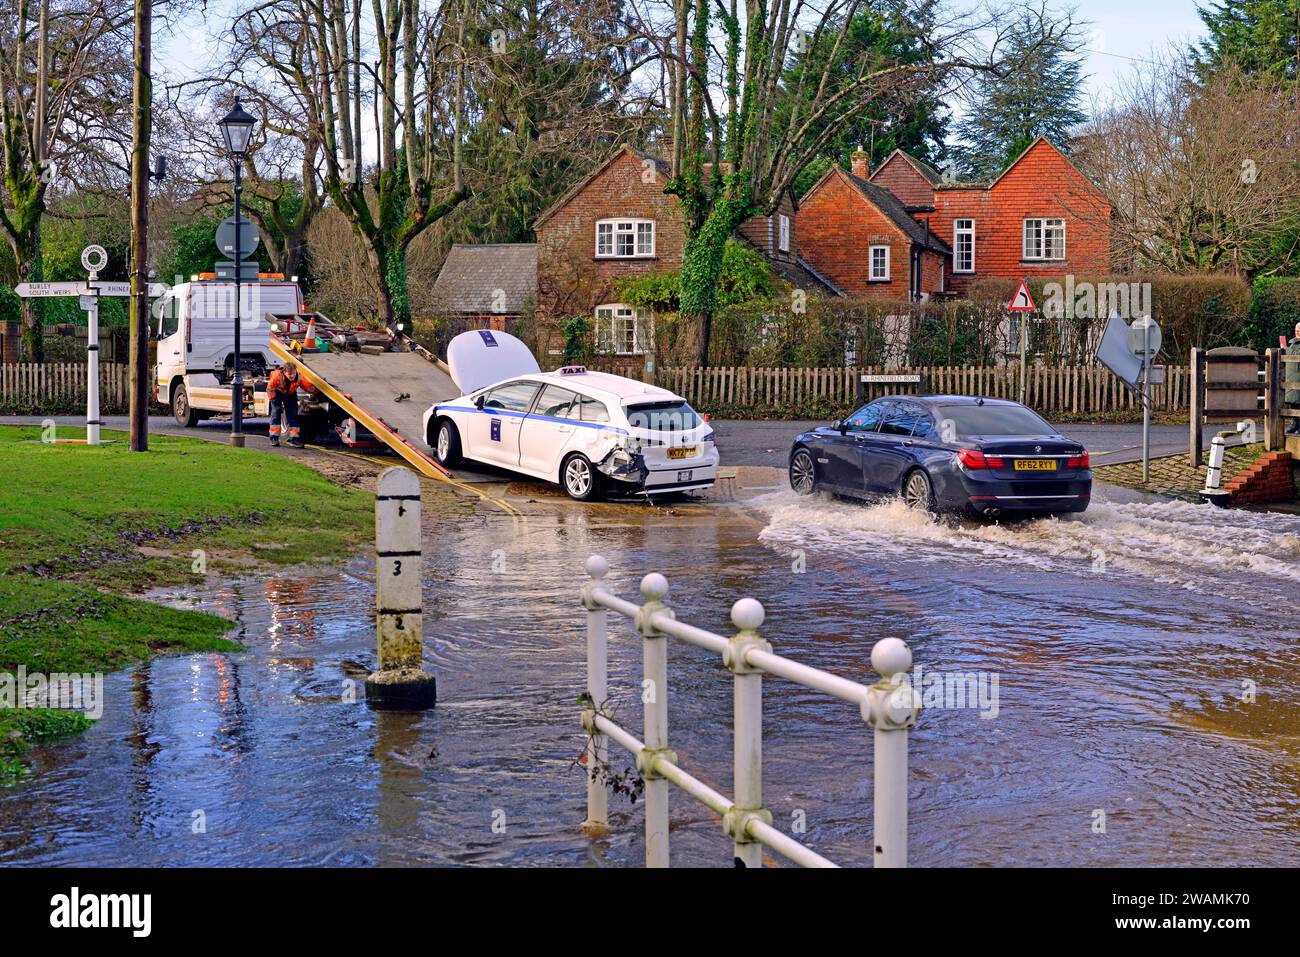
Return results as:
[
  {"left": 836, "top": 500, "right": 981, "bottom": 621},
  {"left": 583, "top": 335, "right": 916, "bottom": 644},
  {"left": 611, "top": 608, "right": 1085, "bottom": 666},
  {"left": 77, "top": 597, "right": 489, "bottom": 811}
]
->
[{"left": 1073, "top": 0, "right": 1210, "bottom": 108}]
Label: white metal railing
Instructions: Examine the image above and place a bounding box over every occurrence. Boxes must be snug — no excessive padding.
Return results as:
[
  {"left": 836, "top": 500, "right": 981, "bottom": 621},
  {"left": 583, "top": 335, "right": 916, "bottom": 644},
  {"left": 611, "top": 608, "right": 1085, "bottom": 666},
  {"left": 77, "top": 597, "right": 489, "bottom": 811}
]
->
[{"left": 578, "top": 554, "right": 920, "bottom": 868}]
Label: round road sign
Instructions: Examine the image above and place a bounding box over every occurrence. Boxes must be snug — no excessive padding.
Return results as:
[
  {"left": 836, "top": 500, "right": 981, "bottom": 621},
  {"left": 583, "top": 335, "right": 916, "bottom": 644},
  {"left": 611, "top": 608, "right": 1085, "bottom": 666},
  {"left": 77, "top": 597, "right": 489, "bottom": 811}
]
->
[
  {"left": 81, "top": 244, "right": 108, "bottom": 273},
  {"left": 215, "top": 215, "right": 260, "bottom": 260},
  {"left": 1128, "top": 316, "right": 1162, "bottom": 359}
]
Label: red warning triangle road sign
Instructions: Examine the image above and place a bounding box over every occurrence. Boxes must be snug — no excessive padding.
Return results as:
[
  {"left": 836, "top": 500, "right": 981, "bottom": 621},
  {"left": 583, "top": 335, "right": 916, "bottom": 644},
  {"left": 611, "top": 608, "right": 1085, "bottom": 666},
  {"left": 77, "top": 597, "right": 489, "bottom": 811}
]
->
[{"left": 1008, "top": 278, "right": 1036, "bottom": 311}]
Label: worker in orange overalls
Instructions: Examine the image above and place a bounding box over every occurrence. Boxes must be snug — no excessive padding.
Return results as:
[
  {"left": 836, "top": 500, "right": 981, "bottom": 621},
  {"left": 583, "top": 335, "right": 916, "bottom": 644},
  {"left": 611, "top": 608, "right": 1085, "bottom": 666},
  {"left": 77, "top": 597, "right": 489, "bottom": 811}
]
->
[{"left": 267, "top": 362, "right": 315, "bottom": 448}]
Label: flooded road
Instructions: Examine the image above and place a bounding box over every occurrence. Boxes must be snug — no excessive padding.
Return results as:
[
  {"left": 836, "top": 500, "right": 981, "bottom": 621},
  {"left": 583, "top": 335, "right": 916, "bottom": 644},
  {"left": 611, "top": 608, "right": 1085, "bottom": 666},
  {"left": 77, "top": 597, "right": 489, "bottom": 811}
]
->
[{"left": 2, "top": 481, "right": 1299, "bottom": 867}]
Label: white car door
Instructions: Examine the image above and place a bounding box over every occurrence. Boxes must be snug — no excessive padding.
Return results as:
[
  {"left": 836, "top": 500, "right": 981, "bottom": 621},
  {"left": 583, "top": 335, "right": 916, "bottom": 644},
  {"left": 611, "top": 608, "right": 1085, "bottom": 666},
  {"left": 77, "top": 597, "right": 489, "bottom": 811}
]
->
[
  {"left": 519, "top": 384, "right": 580, "bottom": 479},
  {"left": 468, "top": 380, "right": 540, "bottom": 467}
]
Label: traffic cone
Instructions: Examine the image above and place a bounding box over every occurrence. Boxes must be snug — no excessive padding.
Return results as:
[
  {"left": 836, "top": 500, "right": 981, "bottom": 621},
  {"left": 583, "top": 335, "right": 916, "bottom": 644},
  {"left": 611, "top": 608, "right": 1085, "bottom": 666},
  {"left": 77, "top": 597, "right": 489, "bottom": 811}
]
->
[{"left": 303, "top": 316, "right": 317, "bottom": 351}]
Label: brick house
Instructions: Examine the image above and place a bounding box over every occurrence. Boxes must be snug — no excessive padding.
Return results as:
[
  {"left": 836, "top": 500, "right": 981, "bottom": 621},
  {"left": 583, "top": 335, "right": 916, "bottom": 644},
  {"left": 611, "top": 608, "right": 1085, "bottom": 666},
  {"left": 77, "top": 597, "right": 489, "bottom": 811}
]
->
[
  {"left": 530, "top": 145, "right": 835, "bottom": 360},
  {"left": 800, "top": 136, "right": 1112, "bottom": 301}
]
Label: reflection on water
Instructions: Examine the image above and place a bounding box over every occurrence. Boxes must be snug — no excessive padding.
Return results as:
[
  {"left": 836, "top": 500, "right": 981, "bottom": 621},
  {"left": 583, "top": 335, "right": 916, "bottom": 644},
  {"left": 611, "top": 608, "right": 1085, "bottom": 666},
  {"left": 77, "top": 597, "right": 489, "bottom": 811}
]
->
[{"left": 2, "top": 488, "right": 1299, "bottom": 866}]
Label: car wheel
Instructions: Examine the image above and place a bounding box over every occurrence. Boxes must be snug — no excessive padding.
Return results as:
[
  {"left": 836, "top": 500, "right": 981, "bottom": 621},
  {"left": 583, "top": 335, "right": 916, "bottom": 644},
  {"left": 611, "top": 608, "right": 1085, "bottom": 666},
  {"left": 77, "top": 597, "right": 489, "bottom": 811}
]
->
[
  {"left": 789, "top": 447, "right": 817, "bottom": 495},
  {"left": 901, "top": 469, "right": 935, "bottom": 513},
  {"left": 172, "top": 382, "right": 198, "bottom": 428},
  {"left": 562, "top": 453, "right": 601, "bottom": 501},
  {"left": 432, "top": 419, "right": 461, "bottom": 467}
]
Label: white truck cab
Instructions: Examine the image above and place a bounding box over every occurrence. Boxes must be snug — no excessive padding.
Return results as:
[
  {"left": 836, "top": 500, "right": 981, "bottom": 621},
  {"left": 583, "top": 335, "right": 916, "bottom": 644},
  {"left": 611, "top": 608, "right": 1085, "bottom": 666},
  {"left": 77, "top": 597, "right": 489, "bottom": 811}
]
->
[{"left": 154, "top": 276, "right": 304, "bottom": 426}]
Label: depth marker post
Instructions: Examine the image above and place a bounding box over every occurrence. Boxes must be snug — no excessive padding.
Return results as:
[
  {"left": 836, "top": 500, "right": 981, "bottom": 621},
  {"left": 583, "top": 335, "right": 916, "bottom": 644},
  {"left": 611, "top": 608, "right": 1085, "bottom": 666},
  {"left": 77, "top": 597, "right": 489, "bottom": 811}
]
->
[{"left": 365, "top": 466, "right": 436, "bottom": 710}]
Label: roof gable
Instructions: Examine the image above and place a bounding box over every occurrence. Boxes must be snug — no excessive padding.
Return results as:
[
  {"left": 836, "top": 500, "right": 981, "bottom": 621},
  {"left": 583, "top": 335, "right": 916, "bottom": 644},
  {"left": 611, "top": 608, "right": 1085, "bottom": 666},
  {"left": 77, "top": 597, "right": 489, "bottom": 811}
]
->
[
  {"left": 836, "top": 168, "right": 950, "bottom": 253},
  {"left": 532, "top": 145, "right": 668, "bottom": 231},
  {"left": 870, "top": 149, "right": 943, "bottom": 187}
]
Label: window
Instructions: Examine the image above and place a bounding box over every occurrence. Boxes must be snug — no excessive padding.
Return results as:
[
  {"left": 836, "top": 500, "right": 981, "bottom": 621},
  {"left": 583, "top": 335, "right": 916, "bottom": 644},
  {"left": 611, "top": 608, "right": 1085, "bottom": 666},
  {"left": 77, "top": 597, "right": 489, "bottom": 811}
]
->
[
  {"left": 157, "top": 293, "right": 180, "bottom": 338},
  {"left": 596, "top": 219, "right": 655, "bottom": 258},
  {"left": 778, "top": 214, "right": 791, "bottom": 253},
  {"left": 936, "top": 404, "right": 1055, "bottom": 438},
  {"left": 576, "top": 395, "right": 610, "bottom": 423},
  {"left": 595, "top": 303, "right": 654, "bottom": 355},
  {"left": 626, "top": 401, "right": 702, "bottom": 432},
  {"left": 842, "top": 400, "right": 887, "bottom": 433},
  {"left": 879, "top": 402, "right": 928, "bottom": 436},
  {"left": 482, "top": 381, "right": 540, "bottom": 413},
  {"left": 953, "top": 219, "right": 975, "bottom": 273},
  {"left": 1023, "top": 218, "right": 1065, "bottom": 261},
  {"left": 869, "top": 245, "right": 890, "bottom": 281},
  {"left": 534, "top": 385, "right": 579, "bottom": 419}
]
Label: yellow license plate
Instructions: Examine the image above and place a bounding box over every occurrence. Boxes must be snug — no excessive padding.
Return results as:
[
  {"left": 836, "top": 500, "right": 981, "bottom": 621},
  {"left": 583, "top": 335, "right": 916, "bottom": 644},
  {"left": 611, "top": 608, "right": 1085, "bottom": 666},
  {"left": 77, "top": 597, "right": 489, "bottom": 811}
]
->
[
  {"left": 667, "top": 446, "right": 697, "bottom": 460},
  {"left": 1014, "top": 459, "right": 1057, "bottom": 471}
]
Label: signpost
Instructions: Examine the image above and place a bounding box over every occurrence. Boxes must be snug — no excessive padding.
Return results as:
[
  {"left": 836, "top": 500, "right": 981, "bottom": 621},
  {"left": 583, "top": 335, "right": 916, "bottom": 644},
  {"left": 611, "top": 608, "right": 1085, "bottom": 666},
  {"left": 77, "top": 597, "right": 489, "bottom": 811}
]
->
[
  {"left": 1008, "top": 279, "right": 1037, "bottom": 404},
  {"left": 1129, "top": 316, "right": 1162, "bottom": 483},
  {"left": 1097, "top": 312, "right": 1163, "bottom": 482},
  {"left": 14, "top": 246, "right": 163, "bottom": 446}
]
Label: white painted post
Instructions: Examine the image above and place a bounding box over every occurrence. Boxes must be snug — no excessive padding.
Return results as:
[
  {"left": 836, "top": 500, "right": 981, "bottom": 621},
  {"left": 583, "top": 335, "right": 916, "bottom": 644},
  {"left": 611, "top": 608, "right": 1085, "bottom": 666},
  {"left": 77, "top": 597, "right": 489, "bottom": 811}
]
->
[
  {"left": 84, "top": 290, "right": 100, "bottom": 446},
  {"left": 364, "top": 466, "right": 436, "bottom": 710},
  {"left": 725, "top": 597, "right": 772, "bottom": 868},
  {"left": 580, "top": 555, "right": 610, "bottom": 835},
  {"left": 636, "top": 573, "right": 674, "bottom": 868},
  {"left": 863, "top": 638, "right": 918, "bottom": 868}
]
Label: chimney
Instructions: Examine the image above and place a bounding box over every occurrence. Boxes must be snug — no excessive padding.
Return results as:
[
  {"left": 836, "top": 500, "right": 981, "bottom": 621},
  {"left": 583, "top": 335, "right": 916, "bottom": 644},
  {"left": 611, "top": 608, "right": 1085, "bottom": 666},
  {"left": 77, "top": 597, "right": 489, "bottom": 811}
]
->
[{"left": 851, "top": 148, "right": 870, "bottom": 179}]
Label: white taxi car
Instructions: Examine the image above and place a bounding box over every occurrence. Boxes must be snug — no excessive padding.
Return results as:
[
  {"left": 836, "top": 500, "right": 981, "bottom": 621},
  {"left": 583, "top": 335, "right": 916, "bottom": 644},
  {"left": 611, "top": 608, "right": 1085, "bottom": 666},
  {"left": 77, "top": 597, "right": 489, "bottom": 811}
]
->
[{"left": 423, "top": 330, "right": 718, "bottom": 499}]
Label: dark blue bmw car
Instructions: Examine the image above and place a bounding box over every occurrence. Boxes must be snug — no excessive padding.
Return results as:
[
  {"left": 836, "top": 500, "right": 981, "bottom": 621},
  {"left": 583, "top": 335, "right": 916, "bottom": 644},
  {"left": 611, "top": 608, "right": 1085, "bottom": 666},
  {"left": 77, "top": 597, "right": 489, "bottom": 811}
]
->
[{"left": 788, "top": 395, "right": 1091, "bottom": 518}]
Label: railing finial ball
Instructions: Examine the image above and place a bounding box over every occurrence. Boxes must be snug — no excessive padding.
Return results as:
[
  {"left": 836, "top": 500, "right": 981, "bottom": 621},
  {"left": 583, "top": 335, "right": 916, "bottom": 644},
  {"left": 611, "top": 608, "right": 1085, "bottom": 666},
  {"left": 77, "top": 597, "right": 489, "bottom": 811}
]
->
[
  {"left": 871, "top": 637, "right": 912, "bottom": 678},
  {"left": 586, "top": 554, "right": 609, "bottom": 579},
  {"left": 731, "top": 597, "right": 765, "bottom": 631},
  {"left": 640, "top": 573, "right": 669, "bottom": 601}
]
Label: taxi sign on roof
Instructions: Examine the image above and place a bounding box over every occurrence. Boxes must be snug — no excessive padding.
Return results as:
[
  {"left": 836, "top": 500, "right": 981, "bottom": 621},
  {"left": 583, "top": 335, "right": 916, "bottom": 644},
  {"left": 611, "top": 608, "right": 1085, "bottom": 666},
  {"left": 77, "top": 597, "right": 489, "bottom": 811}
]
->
[{"left": 557, "top": 365, "right": 587, "bottom": 375}]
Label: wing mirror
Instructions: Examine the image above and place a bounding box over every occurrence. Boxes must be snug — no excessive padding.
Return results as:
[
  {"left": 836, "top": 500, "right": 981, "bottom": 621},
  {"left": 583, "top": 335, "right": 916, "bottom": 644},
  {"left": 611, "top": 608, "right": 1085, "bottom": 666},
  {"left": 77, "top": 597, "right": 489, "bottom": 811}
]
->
[
  {"left": 474, "top": 394, "right": 486, "bottom": 409},
  {"left": 837, "top": 418, "right": 848, "bottom": 435}
]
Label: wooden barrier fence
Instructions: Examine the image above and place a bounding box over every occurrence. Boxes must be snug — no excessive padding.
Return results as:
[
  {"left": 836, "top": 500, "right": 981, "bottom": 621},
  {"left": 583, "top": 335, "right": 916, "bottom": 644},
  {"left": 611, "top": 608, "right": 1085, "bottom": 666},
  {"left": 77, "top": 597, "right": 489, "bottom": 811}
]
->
[
  {"left": 0, "top": 363, "right": 132, "bottom": 413},
  {"left": 658, "top": 364, "right": 1191, "bottom": 417}
]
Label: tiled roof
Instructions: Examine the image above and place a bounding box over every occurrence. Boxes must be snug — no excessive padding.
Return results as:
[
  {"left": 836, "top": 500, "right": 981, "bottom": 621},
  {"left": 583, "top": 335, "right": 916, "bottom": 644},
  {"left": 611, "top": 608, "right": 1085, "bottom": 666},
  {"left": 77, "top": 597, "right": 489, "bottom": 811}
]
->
[
  {"left": 843, "top": 171, "right": 952, "bottom": 254},
  {"left": 430, "top": 244, "right": 537, "bottom": 315}
]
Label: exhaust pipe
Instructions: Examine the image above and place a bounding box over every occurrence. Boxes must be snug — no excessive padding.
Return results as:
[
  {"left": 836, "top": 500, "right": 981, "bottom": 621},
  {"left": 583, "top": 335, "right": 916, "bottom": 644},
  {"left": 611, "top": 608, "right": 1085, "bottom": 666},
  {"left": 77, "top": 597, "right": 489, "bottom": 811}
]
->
[{"left": 983, "top": 506, "right": 1001, "bottom": 518}]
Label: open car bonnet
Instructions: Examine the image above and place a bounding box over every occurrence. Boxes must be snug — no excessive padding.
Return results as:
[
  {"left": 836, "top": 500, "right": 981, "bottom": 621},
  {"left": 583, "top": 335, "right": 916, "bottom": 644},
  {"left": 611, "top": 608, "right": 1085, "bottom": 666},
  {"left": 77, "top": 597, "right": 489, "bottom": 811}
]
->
[{"left": 446, "top": 328, "right": 540, "bottom": 395}]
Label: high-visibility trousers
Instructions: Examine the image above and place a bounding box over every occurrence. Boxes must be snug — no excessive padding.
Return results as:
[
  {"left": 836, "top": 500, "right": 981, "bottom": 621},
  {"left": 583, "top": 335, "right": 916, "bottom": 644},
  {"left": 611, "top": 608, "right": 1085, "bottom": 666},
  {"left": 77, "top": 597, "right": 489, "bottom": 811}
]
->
[{"left": 268, "top": 391, "right": 300, "bottom": 439}]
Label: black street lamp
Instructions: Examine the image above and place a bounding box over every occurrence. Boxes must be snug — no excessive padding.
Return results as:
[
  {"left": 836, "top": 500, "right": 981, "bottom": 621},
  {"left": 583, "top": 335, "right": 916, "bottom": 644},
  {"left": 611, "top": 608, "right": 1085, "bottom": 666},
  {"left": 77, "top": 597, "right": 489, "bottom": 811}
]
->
[{"left": 218, "top": 96, "right": 256, "bottom": 447}]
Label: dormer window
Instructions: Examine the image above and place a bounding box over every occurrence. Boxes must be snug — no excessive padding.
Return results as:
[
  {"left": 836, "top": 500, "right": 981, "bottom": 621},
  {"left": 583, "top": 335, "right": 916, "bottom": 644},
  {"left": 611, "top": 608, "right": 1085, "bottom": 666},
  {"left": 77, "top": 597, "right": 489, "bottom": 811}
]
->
[{"left": 596, "top": 219, "right": 655, "bottom": 258}]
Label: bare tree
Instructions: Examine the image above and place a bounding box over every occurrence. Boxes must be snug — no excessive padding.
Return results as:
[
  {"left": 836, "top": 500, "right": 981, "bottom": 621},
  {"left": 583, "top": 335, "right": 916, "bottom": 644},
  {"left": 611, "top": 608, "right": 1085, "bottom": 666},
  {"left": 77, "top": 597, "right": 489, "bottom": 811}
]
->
[{"left": 1076, "top": 52, "right": 1300, "bottom": 275}]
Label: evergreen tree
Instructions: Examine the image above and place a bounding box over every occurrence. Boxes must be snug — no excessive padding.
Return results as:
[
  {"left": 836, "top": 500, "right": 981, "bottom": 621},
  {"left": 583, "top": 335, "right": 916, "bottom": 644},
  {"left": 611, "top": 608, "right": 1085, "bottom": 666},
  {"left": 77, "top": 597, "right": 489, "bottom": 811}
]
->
[
  {"left": 1195, "top": 0, "right": 1300, "bottom": 79},
  {"left": 953, "top": 13, "right": 1087, "bottom": 178}
]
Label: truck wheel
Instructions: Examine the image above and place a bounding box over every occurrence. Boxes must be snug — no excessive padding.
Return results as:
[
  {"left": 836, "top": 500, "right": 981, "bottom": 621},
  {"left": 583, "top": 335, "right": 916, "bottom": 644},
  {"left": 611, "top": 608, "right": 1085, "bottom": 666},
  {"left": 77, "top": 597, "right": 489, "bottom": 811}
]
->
[
  {"left": 432, "top": 419, "right": 461, "bottom": 467},
  {"left": 172, "top": 383, "right": 198, "bottom": 428}
]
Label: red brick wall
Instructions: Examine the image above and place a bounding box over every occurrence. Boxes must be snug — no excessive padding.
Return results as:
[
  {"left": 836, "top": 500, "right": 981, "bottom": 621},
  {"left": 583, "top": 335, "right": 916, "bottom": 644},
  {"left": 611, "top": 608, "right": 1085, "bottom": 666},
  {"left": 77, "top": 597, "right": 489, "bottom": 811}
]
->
[
  {"left": 798, "top": 169, "right": 945, "bottom": 301},
  {"left": 535, "top": 149, "right": 685, "bottom": 327},
  {"left": 926, "top": 139, "right": 1111, "bottom": 293},
  {"left": 1225, "top": 452, "right": 1296, "bottom": 506},
  {"left": 869, "top": 154, "right": 935, "bottom": 209}
]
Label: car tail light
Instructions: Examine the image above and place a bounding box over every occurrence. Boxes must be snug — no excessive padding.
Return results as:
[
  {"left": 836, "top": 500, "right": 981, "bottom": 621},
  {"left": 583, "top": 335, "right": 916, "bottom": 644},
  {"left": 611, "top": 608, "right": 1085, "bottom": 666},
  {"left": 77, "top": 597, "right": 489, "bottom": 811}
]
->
[
  {"left": 957, "top": 449, "right": 1005, "bottom": 470},
  {"left": 1067, "top": 450, "right": 1090, "bottom": 469}
]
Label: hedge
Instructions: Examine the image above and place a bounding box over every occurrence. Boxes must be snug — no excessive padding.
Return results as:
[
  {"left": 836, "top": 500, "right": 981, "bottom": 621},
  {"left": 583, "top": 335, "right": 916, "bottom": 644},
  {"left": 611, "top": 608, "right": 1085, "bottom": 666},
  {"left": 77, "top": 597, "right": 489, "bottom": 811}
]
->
[{"left": 968, "top": 274, "right": 1251, "bottom": 363}]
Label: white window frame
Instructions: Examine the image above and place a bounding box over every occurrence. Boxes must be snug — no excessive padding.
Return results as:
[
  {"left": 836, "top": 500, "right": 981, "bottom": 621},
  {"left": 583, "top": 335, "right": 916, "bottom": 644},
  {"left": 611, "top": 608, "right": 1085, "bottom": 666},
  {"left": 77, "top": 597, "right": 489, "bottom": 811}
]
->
[
  {"left": 778, "top": 213, "right": 791, "bottom": 253},
  {"left": 953, "top": 218, "right": 975, "bottom": 273},
  {"left": 594, "top": 303, "right": 654, "bottom": 355},
  {"left": 595, "top": 219, "right": 655, "bottom": 258},
  {"left": 1022, "top": 217, "right": 1066, "bottom": 261},
  {"left": 869, "top": 245, "right": 891, "bottom": 281}
]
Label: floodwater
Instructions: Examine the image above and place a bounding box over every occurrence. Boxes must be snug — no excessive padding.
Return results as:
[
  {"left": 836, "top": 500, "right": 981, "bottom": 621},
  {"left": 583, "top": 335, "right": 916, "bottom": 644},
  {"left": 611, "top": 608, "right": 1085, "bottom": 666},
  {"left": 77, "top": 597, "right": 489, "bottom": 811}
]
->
[{"left": 3, "top": 483, "right": 1300, "bottom": 867}]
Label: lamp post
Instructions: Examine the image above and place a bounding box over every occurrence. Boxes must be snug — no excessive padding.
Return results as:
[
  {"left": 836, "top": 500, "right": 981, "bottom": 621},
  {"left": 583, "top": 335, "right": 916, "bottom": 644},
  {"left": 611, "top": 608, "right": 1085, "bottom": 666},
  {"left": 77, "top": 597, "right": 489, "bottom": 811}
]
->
[{"left": 218, "top": 96, "right": 256, "bottom": 447}]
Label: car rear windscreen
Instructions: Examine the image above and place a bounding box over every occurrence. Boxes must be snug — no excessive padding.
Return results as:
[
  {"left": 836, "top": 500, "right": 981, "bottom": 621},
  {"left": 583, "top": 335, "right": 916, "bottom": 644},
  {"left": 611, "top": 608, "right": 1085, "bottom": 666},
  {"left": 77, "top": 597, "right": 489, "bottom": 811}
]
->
[
  {"left": 937, "top": 404, "right": 1054, "bottom": 437},
  {"left": 626, "top": 401, "right": 701, "bottom": 432}
]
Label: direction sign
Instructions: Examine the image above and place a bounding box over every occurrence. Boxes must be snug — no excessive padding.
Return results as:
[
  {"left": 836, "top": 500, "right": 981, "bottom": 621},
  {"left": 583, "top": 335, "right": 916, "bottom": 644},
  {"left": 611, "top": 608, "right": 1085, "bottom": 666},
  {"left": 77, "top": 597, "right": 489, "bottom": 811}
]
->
[
  {"left": 1008, "top": 279, "right": 1037, "bottom": 312},
  {"left": 14, "top": 281, "right": 89, "bottom": 298},
  {"left": 15, "top": 281, "right": 165, "bottom": 298}
]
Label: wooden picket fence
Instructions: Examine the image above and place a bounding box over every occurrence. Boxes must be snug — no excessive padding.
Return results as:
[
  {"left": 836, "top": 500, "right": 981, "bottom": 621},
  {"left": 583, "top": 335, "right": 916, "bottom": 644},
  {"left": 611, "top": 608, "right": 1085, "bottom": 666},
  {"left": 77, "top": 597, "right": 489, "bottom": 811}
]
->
[
  {"left": 661, "top": 364, "right": 1193, "bottom": 417},
  {"left": 0, "top": 363, "right": 132, "bottom": 413}
]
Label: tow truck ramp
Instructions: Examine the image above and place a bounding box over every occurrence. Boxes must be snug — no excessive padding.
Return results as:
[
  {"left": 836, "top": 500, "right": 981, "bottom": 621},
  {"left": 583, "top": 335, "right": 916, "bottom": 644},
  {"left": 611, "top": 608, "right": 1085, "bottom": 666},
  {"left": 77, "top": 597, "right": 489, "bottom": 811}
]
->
[{"left": 268, "top": 332, "right": 457, "bottom": 479}]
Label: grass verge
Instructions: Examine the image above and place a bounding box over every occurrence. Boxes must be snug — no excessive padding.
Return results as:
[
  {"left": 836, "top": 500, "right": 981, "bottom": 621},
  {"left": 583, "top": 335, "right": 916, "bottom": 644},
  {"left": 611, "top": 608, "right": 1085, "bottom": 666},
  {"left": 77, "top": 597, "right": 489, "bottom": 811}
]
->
[{"left": 0, "top": 425, "right": 373, "bottom": 779}]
